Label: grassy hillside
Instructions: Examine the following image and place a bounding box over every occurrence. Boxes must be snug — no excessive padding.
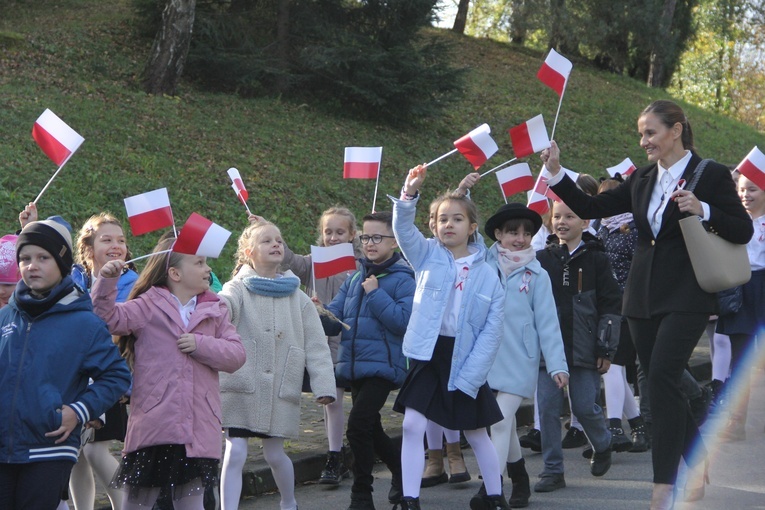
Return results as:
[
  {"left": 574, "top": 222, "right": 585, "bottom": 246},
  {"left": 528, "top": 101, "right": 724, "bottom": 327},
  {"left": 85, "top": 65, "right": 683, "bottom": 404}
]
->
[{"left": 1, "top": 0, "right": 762, "bottom": 276}]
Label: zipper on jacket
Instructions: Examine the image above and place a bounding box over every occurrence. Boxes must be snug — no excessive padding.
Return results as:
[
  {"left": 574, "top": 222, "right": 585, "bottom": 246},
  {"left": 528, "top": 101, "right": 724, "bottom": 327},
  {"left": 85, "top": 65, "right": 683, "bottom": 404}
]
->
[{"left": 7, "top": 319, "right": 32, "bottom": 462}]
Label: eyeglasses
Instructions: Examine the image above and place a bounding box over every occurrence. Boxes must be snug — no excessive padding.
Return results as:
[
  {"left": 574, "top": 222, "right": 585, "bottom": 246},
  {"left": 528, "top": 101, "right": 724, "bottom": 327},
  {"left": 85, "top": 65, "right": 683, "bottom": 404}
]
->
[{"left": 359, "top": 234, "right": 396, "bottom": 245}]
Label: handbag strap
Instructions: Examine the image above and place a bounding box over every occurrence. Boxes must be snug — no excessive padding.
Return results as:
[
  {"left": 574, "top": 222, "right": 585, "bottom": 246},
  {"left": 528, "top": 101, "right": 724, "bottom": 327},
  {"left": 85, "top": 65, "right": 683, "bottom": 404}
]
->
[{"left": 685, "top": 158, "right": 712, "bottom": 193}]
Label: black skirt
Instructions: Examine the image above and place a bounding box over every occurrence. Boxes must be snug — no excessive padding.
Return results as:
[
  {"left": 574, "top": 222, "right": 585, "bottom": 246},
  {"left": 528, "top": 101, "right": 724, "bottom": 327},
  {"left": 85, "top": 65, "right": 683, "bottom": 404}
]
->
[
  {"left": 110, "top": 444, "right": 218, "bottom": 500},
  {"left": 394, "top": 335, "right": 503, "bottom": 430},
  {"left": 228, "top": 427, "right": 272, "bottom": 439},
  {"left": 717, "top": 269, "right": 765, "bottom": 336},
  {"left": 94, "top": 402, "right": 128, "bottom": 442}
]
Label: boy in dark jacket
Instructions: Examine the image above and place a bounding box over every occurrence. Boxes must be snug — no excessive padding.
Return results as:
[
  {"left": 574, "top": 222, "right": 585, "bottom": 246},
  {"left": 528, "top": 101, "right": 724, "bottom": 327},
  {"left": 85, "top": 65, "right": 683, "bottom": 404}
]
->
[
  {"left": 319, "top": 211, "right": 415, "bottom": 510},
  {"left": 533, "top": 201, "right": 622, "bottom": 493},
  {"left": 0, "top": 220, "right": 131, "bottom": 509}
]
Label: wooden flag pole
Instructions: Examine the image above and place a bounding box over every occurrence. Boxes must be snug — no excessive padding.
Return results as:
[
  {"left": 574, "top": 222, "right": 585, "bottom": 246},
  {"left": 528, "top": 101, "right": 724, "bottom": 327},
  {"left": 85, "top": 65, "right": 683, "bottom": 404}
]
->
[
  {"left": 480, "top": 157, "right": 518, "bottom": 178},
  {"left": 426, "top": 148, "right": 459, "bottom": 167},
  {"left": 550, "top": 84, "right": 567, "bottom": 140},
  {"left": 124, "top": 249, "right": 172, "bottom": 265},
  {"left": 33, "top": 160, "right": 69, "bottom": 204},
  {"left": 371, "top": 167, "right": 381, "bottom": 213}
]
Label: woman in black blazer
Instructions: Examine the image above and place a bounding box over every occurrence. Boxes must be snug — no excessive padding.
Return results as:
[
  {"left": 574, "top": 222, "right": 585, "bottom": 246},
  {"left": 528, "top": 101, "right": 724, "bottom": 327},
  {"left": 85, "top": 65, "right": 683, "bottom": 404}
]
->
[{"left": 541, "top": 100, "right": 752, "bottom": 509}]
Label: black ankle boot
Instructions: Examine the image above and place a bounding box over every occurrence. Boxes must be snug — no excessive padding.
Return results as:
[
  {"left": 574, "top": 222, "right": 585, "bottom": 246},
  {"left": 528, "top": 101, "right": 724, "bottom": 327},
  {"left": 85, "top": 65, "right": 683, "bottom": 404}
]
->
[
  {"left": 393, "top": 497, "right": 421, "bottom": 510},
  {"left": 628, "top": 416, "right": 649, "bottom": 453},
  {"left": 319, "top": 449, "right": 348, "bottom": 484},
  {"left": 507, "top": 459, "right": 530, "bottom": 508}
]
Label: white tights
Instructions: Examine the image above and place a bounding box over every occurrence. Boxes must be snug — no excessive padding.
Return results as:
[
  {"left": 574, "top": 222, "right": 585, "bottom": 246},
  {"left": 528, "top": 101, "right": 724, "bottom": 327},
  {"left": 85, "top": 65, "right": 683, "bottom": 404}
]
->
[
  {"left": 401, "top": 408, "right": 501, "bottom": 498},
  {"left": 708, "top": 320, "right": 732, "bottom": 382},
  {"left": 221, "top": 435, "right": 296, "bottom": 510},
  {"left": 120, "top": 481, "right": 204, "bottom": 509},
  {"left": 425, "top": 421, "right": 460, "bottom": 449},
  {"left": 603, "top": 364, "right": 640, "bottom": 421},
  {"left": 491, "top": 393, "right": 523, "bottom": 469},
  {"left": 325, "top": 387, "right": 345, "bottom": 452},
  {"left": 69, "top": 441, "right": 123, "bottom": 510}
]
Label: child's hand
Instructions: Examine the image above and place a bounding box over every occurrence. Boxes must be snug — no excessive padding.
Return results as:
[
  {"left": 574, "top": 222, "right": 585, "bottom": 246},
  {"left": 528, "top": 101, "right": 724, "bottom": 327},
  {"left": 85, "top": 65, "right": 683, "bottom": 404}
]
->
[
  {"left": 248, "top": 213, "right": 265, "bottom": 224},
  {"left": 100, "top": 260, "right": 125, "bottom": 278},
  {"left": 540, "top": 140, "right": 561, "bottom": 175},
  {"left": 45, "top": 405, "right": 79, "bottom": 444},
  {"left": 553, "top": 372, "right": 569, "bottom": 389},
  {"left": 596, "top": 357, "right": 611, "bottom": 374},
  {"left": 457, "top": 172, "right": 480, "bottom": 195},
  {"left": 316, "top": 396, "right": 335, "bottom": 405},
  {"left": 19, "top": 202, "right": 38, "bottom": 229},
  {"left": 361, "top": 275, "right": 378, "bottom": 293},
  {"left": 404, "top": 164, "right": 427, "bottom": 196},
  {"left": 84, "top": 418, "right": 104, "bottom": 430},
  {"left": 311, "top": 296, "right": 323, "bottom": 307},
  {"left": 177, "top": 333, "right": 197, "bottom": 354}
]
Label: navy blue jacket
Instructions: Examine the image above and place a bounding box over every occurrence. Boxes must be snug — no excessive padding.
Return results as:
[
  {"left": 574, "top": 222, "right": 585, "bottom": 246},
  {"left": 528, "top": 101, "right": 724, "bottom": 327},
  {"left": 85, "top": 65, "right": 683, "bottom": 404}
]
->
[
  {"left": 323, "top": 256, "right": 415, "bottom": 387},
  {"left": 0, "top": 277, "right": 131, "bottom": 463}
]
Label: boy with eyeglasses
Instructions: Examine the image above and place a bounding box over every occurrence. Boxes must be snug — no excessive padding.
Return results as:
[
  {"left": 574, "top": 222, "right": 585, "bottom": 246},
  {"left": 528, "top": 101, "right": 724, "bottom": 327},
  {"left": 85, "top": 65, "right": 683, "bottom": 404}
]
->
[{"left": 316, "top": 211, "right": 416, "bottom": 510}]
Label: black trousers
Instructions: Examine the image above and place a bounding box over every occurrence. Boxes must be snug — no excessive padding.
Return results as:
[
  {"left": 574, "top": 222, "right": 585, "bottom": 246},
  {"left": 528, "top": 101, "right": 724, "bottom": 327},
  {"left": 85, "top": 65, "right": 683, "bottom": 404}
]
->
[
  {"left": 0, "top": 460, "right": 73, "bottom": 510},
  {"left": 628, "top": 312, "right": 708, "bottom": 485},
  {"left": 347, "top": 377, "right": 401, "bottom": 494}
]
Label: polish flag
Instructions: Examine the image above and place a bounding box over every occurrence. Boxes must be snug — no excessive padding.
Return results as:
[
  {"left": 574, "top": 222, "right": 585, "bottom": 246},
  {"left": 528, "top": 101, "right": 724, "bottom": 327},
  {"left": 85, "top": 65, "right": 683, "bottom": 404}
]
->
[
  {"left": 344, "top": 147, "right": 383, "bottom": 179},
  {"left": 453, "top": 124, "right": 499, "bottom": 170},
  {"left": 124, "top": 188, "right": 174, "bottom": 236},
  {"left": 509, "top": 115, "right": 550, "bottom": 160},
  {"left": 736, "top": 146, "right": 765, "bottom": 191},
  {"left": 32, "top": 109, "right": 85, "bottom": 166},
  {"left": 540, "top": 166, "right": 579, "bottom": 202},
  {"left": 311, "top": 244, "right": 357, "bottom": 279},
  {"left": 174, "top": 213, "right": 231, "bottom": 258},
  {"left": 537, "top": 48, "right": 573, "bottom": 97},
  {"left": 527, "top": 190, "right": 550, "bottom": 215},
  {"left": 496, "top": 163, "right": 535, "bottom": 198},
  {"left": 228, "top": 167, "right": 249, "bottom": 204},
  {"left": 606, "top": 157, "right": 637, "bottom": 178}
]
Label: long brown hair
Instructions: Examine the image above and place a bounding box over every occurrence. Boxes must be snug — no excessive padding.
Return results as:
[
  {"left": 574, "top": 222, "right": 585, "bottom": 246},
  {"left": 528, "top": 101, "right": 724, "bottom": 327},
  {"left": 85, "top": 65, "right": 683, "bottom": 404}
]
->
[
  {"left": 641, "top": 100, "right": 695, "bottom": 152},
  {"left": 115, "top": 233, "right": 184, "bottom": 369},
  {"left": 431, "top": 192, "right": 480, "bottom": 244},
  {"left": 76, "top": 213, "right": 135, "bottom": 277}
]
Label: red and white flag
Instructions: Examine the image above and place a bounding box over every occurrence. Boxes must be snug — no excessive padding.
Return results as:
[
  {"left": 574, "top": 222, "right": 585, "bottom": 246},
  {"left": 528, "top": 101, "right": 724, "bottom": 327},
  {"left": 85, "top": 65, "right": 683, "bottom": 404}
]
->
[
  {"left": 32, "top": 109, "right": 85, "bottom": 166},
  {"left": 496, "top": 163, "right": 534, "bottom": 198},
  {"left": 509, "top": 115, "right": 550, "bottom": 160},
  {"left": 539, "top": 166, "right": 579, "bottom": 202},
  {"left": 606, "top": 157, "right": 636, "bottom": 178},
  {"left": 124, "top": 188, "right": 174, "bottom": 236},
  {"left": 344, "top": 147, "right": 383, "bottom": 179},
  {"left": 311, "top": 244, "right": 357, "bottom": 279},
  {"left": 174, "top": 213, "right": 231, "bottom": 258},
  {"left": 737, "top": 146, "right": 765, "bottom": 191},
  {"left": 228, "top": 167, "right": 249, "bottom": 204},
  {"left": 537, "top": 48, "right": 573, "bottom": 97},
  {"left": 527, "top": 189, "right": 550, "bottom": 215},
  {"left": 453, "top": 124, "right": 499, "bottom": 170}
]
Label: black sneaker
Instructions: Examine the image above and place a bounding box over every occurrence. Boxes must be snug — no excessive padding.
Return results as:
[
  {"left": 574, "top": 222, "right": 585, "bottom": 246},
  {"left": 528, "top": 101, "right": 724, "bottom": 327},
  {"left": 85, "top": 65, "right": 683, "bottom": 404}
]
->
[
  {"left": 347, "top": 491, "right": 375, "bottom": 510},
  {"left": 519, "top": 429, "right": 541, "bottom": 452},
  {"left": 590, "top": 449, "right": 612, "bottom": 477},
  {"left": 561, "top": 427, "right": 587, "bottom": 448},
  {"left": 533, "top": 473, "right": 565, "bottom": 493}
]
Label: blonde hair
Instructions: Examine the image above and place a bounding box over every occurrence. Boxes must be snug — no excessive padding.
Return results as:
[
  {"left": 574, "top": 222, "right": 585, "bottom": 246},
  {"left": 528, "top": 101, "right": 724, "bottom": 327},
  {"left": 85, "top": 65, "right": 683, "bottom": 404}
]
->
[
  {"left": 232, "top": 219, "right": 280, "bottom": 277},
  {"left": 76, "top": 212, "right": 134, "bottom": 275},
  {"left": 316, "top": 206, "right": 358, "bottom": 246}
]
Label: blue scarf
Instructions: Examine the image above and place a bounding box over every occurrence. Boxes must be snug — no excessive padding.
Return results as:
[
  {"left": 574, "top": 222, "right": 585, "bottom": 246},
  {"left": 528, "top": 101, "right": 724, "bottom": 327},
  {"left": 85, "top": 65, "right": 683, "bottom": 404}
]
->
[{"left": 242, "top": 272, "right": 300, "bottom": 297}]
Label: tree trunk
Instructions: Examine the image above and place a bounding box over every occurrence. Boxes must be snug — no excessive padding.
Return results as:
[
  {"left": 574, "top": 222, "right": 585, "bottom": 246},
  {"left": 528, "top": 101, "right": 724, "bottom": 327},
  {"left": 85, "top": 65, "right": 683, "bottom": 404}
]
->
[
  {"left": 275, "top": 0, "right": 291, "bottom": 93},
  {"left": 647, "top": 0, "right": 677, "bottom": 87},
  {"left": 509, "top": 0, "right": 527, "bottom": 44},
  {"left": 452, "top": 0, "right": 470, "bottom": 34},
  {"left": 142, "top": 0, "right": 197, "bottom": 95}
]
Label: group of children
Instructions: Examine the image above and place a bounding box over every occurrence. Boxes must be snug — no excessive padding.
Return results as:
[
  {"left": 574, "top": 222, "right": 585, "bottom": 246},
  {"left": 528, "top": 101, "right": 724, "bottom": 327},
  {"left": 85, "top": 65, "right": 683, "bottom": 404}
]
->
[{"left": 5, "top": 152, "right": 759, "bottom": 510}]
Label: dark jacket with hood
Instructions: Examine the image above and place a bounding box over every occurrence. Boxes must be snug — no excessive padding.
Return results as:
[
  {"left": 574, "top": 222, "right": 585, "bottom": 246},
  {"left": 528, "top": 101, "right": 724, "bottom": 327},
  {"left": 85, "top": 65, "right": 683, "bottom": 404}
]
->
[
  {"left": 322, "top": 252, "right": 415, "bottom": 387},
  {"left": 537, "top": 232, "right": 622, "bottom": 369},
  {"left": 0, "top": 276, "right": 131, "bottom": 464}
]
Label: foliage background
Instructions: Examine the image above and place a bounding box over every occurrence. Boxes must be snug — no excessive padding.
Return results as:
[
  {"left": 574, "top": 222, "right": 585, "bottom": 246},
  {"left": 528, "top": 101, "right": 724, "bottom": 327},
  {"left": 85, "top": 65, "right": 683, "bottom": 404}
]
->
[{"left": 0, "top": 0, "right": 762, "bottom": 278}]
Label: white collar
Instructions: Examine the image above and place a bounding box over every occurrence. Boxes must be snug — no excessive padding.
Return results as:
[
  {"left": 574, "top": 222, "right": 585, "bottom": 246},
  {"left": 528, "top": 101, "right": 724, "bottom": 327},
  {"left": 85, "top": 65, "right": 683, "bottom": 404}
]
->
[{"left": 658, "top": 150, "right": 692, "bottom": 180}]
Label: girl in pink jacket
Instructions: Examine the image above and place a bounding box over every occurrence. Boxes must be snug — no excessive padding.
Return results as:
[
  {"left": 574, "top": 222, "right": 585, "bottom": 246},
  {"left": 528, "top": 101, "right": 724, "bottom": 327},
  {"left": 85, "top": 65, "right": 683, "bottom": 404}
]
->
[{"left": 92, "top": 235, "right": 246, "bottom": 510}]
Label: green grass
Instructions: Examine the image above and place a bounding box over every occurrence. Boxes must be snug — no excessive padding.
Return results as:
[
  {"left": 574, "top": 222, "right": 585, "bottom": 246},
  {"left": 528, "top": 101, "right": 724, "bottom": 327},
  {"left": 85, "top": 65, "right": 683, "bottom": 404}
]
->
[{"left": 1, "top": 0, "right": 762, "bottom": 277}]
